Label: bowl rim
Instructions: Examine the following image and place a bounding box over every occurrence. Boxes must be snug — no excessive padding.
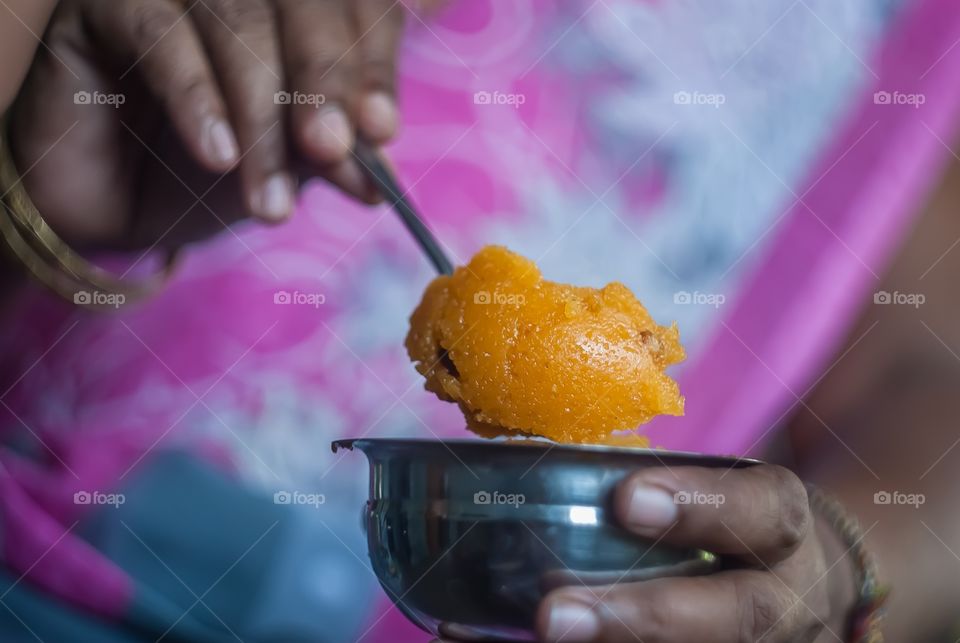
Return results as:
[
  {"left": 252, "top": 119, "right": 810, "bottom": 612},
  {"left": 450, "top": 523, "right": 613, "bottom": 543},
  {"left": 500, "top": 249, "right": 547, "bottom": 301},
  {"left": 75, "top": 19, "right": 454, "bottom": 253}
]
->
[{"left": 331, "top": 437, "right": 763, "bottom": 467}]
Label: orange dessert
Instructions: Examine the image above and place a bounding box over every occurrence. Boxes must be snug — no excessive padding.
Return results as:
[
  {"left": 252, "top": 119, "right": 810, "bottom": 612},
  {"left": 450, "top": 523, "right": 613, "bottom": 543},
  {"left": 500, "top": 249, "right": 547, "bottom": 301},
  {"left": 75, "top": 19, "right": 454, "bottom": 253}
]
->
[{"left": 405, "top": 246, "right": 685, "bottom": 444}]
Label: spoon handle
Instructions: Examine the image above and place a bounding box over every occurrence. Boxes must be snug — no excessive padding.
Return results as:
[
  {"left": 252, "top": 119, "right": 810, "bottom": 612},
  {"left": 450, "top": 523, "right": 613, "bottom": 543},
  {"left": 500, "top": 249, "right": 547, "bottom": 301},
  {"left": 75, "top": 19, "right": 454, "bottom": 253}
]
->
[{"left": 353, "top": 139, "right": 454, "bottom": 276}]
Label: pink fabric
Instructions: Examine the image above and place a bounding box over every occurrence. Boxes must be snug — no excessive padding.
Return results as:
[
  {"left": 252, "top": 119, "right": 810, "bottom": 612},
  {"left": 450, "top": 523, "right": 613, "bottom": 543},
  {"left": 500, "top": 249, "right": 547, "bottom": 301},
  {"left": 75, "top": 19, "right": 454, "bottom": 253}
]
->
[
  {"left": 0, "top": 465, "right": 133, "bottom": 616},
  {"left": 0, "top": 0, "right": 957, "bottom": 639},
  {"left": 646, "top": 0, "right": 960, "bottom": 455},
  {"left": 371, "top": 0, "right": 960, "bottom": 637}
]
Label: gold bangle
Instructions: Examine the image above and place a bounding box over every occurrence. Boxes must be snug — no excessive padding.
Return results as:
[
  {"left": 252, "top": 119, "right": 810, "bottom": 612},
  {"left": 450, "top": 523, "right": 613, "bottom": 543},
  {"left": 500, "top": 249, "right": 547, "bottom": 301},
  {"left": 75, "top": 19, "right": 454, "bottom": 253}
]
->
[{"left": 0, "top": 113, "right": 175, "bottom": 309}]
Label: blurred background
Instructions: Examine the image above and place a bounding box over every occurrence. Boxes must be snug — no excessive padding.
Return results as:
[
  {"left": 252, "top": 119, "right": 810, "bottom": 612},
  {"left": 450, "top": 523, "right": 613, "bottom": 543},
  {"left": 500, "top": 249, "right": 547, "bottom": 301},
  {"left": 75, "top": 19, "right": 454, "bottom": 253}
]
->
[{"left": 2, "top": 0, "right": 960, "bottom": 640}]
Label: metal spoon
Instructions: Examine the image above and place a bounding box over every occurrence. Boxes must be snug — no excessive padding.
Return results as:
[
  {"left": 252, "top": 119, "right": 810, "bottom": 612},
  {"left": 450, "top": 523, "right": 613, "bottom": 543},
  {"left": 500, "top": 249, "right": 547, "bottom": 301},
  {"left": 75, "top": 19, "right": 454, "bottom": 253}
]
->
[{"left": 353, "top": 139, "right": 454, "bottom": 275}]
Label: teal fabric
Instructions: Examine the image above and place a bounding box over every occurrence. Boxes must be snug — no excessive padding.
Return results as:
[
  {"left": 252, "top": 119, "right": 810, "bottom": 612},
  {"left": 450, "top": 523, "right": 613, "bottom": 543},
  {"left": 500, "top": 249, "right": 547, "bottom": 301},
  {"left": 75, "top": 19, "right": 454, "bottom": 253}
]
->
[{"left": 0, "top": 451, "right": 375, "bottom": 642}]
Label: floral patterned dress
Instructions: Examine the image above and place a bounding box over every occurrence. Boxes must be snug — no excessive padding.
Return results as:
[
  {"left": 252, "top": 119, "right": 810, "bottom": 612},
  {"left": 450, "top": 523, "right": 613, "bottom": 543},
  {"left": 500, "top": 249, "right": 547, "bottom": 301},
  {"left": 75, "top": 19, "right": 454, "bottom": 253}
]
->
[{"left": 1, "top": 0, "right": 957, "bottom": 640}]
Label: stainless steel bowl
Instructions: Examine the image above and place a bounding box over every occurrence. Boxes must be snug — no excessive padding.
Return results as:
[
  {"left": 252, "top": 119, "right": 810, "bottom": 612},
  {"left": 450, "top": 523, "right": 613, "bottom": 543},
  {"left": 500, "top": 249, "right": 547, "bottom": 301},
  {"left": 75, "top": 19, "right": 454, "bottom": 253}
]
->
[{"left": 332, "top": 438, "right": 757, "bottom": 641}]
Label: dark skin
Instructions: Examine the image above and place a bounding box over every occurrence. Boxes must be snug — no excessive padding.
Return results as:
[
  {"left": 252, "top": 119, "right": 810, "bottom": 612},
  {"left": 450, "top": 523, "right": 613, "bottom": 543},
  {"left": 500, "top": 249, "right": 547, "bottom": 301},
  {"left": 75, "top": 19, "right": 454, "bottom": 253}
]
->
[
  {"left": 11, "top": 0, "right": 410, "bottom": 251},
  {"left": 526, "top": 163, "right": 960, "bottom": 641},
  {"left": 4, "top": 2, "right": 959, "bottom": 641},
  {"left": 791, "top": 156, "right": 960, "bottom": 641}
]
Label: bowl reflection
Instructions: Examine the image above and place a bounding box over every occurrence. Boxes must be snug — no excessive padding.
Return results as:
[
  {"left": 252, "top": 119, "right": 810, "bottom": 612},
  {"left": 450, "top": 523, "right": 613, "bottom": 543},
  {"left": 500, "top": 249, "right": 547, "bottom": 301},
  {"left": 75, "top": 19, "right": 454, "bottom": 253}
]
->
[{"left": 332, "top": 438, "right": 756, "bottom": 641}]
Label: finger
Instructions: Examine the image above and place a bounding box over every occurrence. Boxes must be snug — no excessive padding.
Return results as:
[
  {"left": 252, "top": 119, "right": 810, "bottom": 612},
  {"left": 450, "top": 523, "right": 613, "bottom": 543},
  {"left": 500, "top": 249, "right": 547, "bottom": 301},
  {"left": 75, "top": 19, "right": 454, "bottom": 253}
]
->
[
  {"left": 613, "top": 464, "right": 810, "bottom": 565},
  {"left": 90, "top": 0, "right": 239, "bottom": 171},
  {"left": 413, "top": 0, "right": 448, "bottom": 12},
  {"left": 289, "top": 156, "right": 382, "bottom": 204},
  {"left": 325, "top": 159, "right": 382, "bottom": 203},
  {"left": 194, "top": 0, "right": 294, "bottom": 221},
  {"left": 351, "top": 0, "right": 404, "bottom": 143},
  {"left": 537, "top": 572, "right": 825, "bottom": 643},
  {"left": 11, "top": 20, "right": 134, "bottom": 245},
  {"left": 276, "top": 0, "right": 358, "bottom": 164}
]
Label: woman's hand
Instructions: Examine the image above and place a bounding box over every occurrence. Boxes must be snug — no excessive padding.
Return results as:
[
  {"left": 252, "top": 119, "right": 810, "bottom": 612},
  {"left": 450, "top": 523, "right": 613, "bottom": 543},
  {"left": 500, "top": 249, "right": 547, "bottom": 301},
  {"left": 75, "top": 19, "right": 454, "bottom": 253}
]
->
[
  {"left": 0, "top": 0, "right": 57, "bottom": 112},
  {"left": 537, "top": 464, "right": 856, "bottom": 643},
  {"left": 10, "top": 0, "right": 410, "bottom": 249}
]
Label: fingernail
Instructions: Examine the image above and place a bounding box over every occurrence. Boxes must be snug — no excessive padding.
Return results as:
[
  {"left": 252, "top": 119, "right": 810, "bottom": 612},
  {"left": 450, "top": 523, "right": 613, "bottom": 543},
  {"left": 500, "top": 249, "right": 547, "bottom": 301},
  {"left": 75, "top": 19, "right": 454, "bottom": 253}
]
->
[
  {"left": 545, "top": 598, "right": 599, "bottom": 642},
  {"left": 206, "top": 118, "right": 239, "bottom": 165},
  {"left": 310, "top": 107, "right": 353, "bottom": 160},
  {"left": 625, "top": 484, "right": 678, "bottom": 528},
  {"left": 360, "top": 92, "right": 398, "bottom": 141},
  {"left": 257, "top": 173, "right": 293, "bottom": 221}
]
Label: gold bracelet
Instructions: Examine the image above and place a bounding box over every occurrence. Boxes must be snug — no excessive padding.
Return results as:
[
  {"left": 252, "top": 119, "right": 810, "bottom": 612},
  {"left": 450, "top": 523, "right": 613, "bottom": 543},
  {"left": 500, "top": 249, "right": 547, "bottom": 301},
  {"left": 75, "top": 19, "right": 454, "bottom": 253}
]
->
[{"left": 0, "top": 113, "right": 174, "bottom": 309}]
